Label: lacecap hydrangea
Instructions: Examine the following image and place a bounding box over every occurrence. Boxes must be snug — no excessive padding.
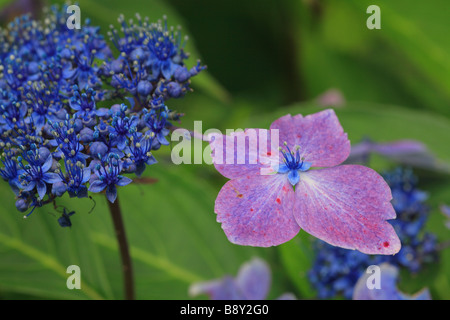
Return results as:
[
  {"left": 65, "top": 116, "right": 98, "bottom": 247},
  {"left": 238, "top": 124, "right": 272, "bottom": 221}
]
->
[{"left": 0, "top": 5, "right": 205, "bottom": 219}]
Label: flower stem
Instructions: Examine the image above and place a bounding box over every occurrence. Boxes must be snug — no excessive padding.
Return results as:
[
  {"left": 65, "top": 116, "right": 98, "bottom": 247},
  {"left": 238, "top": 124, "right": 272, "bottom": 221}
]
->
[{"left": 107, "top": 194, "right": 135, "bottom": 300}]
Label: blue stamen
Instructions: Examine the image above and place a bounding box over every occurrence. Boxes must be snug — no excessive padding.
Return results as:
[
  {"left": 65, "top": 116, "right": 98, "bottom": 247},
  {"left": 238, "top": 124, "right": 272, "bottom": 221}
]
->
[{"left": 277, "top": 143, "right": 312, "bottom": 186}]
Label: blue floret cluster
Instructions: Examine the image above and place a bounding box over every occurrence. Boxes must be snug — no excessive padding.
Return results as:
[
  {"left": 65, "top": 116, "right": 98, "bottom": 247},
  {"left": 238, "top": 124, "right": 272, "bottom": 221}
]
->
[
  {"left": 308, "top": 167, "right": 438, "bottom": 299},
  {"left": 0, "top": 5, "right": 204, "bottom": 219}
]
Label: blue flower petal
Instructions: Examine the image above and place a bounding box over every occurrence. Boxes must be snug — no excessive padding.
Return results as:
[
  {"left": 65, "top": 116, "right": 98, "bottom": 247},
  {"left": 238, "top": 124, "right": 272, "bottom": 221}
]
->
[
  {"left": 41, "top": 154, "right": 53, "bottom": 173},
  {"left": 287, "top": 170, "right": 300, "bottom": 186},
  {"left": 299, "top": 161, "right": 312, "bottom": 171},
  {"left": 277, "top": 164, "right": 289, "bottom": 174},
  {"left": 43, "top": 172, "right": 61, "bottom": 184},
  {"left": 88, "top": 180, "right": 107, "bottom": 193},
  {"left": 117, "top": 176, "right": 132, "bottom": 187},
  {"left": 36, "top": 180, "right": 47, "bottom": 199}
]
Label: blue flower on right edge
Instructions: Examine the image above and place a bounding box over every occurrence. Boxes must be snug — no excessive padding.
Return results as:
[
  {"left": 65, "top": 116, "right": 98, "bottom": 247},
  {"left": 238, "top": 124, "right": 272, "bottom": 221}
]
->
[{"left": 308, "top": 167, "right": 438, "bottom": 299}]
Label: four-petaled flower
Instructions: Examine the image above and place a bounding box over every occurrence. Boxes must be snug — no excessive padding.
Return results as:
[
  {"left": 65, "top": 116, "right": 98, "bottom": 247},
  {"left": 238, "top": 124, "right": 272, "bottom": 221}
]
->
[{"left": 209, "top": 109, "right": 401, "bottom": 254}]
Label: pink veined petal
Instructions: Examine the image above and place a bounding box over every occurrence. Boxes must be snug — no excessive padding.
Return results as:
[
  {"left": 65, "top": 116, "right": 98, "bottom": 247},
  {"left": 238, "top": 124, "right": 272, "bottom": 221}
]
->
[
  {"left": 208, "top": 128, "right": 280, "bottom": 179},
  {"left": 270, "top": 109, "right": 351, "bottom": 168},
  {"left": 214, "top": 174, "right": 300, "bottom": 247},
  {"left": 294, "top": 165, "right": 401, "bottom": 255}
]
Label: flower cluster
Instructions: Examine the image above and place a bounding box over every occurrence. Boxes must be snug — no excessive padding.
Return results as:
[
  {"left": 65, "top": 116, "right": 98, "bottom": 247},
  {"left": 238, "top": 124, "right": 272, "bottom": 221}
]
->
[
  {"left": 308, "top": 167, "right": 438, "bottom": 299},
  {"left": 0, "top": 5, "right": 204, "bottom": 219}
]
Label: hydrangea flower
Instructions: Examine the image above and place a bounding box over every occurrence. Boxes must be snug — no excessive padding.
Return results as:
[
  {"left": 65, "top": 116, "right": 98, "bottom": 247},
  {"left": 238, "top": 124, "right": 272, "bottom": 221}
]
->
[
  {"left": 209, "top": 109, "right": 400, "bottom": 254},
  {"left": 189, "top": 257, "right": 295, "bottom": 300},
  {"left": 353, "top": 263, "right": 431, "bottom": 300},
  {"left": 0, "top": 5, "right": 204, "bottom": 222},
  {"left": 308, "top": 167, "right": 438, "bottom": 299},
  {"left": 16, "top": 145, "right": 60, "bottom": 200}
]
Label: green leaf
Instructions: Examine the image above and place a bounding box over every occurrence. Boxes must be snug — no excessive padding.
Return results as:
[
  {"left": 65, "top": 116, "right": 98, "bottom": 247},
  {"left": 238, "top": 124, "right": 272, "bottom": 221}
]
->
[
  {"left": 348, "top": 0, "right": 450, "bottom": 115},
  {"left": 0, "top": 161, "right": 269, "bottom": 299},
  {"left": 278, "top": 232, "right": 316, "bottom": 298}
]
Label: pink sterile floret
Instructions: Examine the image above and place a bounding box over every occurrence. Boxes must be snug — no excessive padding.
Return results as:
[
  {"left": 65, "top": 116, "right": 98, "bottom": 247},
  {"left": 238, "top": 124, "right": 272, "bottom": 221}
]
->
[{"left": 209, "top": 109, "right": 401, "bottom": 255}]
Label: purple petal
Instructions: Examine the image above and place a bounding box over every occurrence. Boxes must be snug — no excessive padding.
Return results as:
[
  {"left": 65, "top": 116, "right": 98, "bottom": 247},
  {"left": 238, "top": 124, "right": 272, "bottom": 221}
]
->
[
  {"left": 348, "top": 140, "right": 373, "bottom": 159},
  {"left": 353, "top": 263, "right": 431, "bottom": 300},
  {"left": 209, "top": 129, "right": 279, "bottom": 180},
  {"left": 441, "top": 204, "right": 450, "bottom": 218},
  {"left": 372, "top": 140, "right": 428, "bottom": 156},
  {"left": 235, "top": 258, "right": 271, "bottom": 300},
  {"left": 189, "top": 276, "right": 244, "bottom": 300},
  {"left": 294, "top": 165, "right": 401, "bottom": 255},
  {"left": 215, "top": 174, "right": 300, "bottom": 247},
  {"left": 270, "top": 109, "right": 350, "bottom": 168}
]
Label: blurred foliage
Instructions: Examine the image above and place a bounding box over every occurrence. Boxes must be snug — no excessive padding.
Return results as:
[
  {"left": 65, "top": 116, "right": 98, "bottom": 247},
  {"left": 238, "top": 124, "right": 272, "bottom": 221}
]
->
[{"left": 0, "top": 0, "right": 449, "bottom": 300}]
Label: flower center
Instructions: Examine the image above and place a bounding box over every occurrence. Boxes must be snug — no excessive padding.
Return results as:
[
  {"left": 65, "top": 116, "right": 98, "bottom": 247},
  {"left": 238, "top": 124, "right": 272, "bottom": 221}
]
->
[{"left": 277, "top": 143, "right": 312, "bottom": 187}]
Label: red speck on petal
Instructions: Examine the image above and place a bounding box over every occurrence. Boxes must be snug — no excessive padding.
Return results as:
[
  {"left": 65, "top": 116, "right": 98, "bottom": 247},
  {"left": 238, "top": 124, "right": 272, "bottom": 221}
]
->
[
  {"left": 297, "top": 134, "right": 301, "bottom": 138},
  {"left": 267, "top": 152, "right": 272, "bottom": 156},
  {"left": 250, "top": 208, "right": 254, "bottom": 212},
  {"left": 276, "top": 198, "right": 281, "bottom": 204},
  {"left": 237, "top": 194, "right": 243, "bottom": 198},
  {"left": 383, "top": 241, "right": 390, "bottom": 248}
]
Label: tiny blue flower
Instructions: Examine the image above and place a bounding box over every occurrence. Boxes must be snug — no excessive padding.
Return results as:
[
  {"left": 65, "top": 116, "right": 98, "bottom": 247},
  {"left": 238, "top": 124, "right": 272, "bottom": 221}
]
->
[{"left": 88, "top": 153, "right": 132, "bottom": 203}]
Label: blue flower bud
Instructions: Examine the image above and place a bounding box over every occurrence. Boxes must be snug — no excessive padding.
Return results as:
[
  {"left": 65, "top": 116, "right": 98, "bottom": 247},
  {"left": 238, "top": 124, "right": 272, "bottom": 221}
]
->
[
  {"left": 79, "top": 127, "right": 94, "bottom": 143},
  {"left": 15, "top": 199, "right": 29, "bottom": 212},
  {"left": 90, "top": 142, "right": 108, "bottom": 159},
  {"left": 110, "top": 59, "right": 124, "bottom": 73},
  {"left": 137, "top": 80, "right": 153, "bottom": 97},
  {"left": 174, "top": 67, "right": 190, "bottom": 83},
  {"left": 166, "top": 82, "right": 183, "bottom": 98}
]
